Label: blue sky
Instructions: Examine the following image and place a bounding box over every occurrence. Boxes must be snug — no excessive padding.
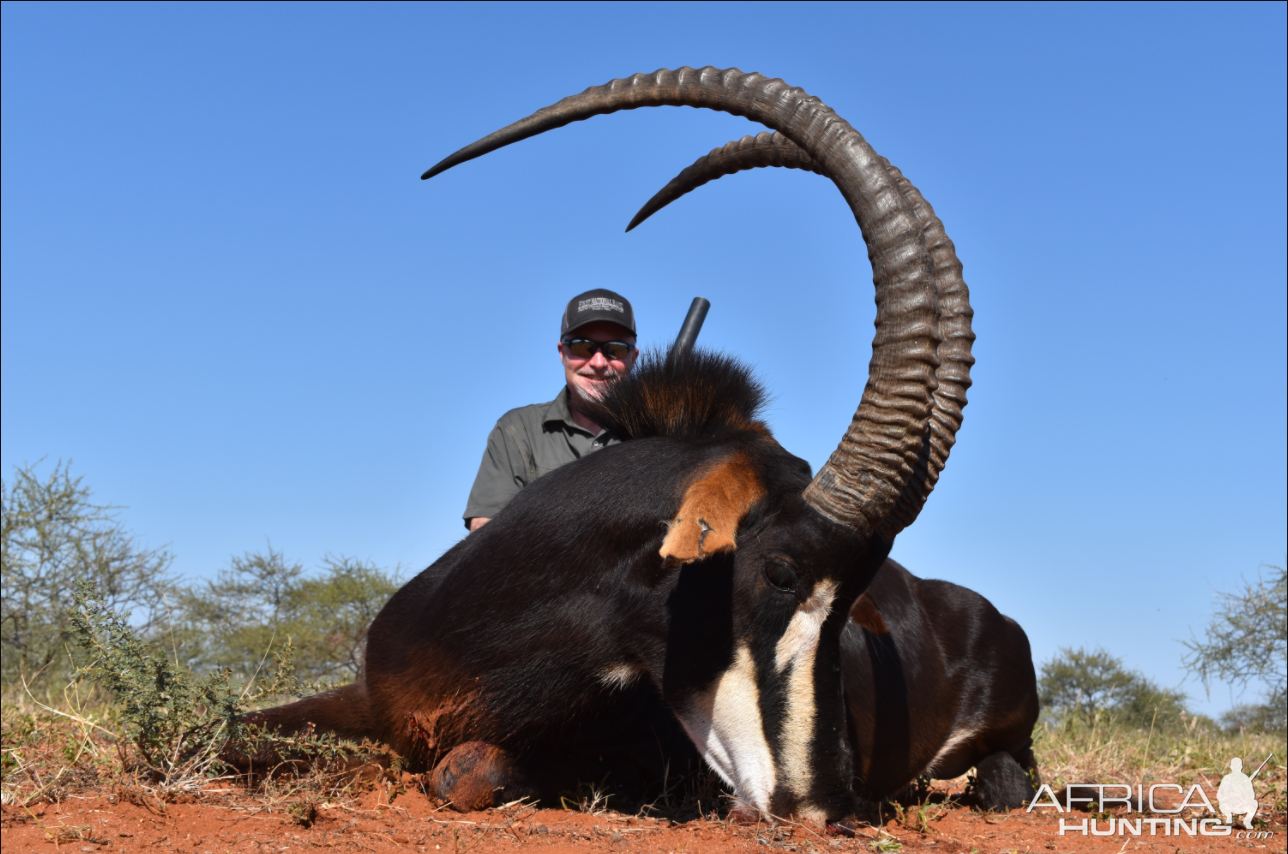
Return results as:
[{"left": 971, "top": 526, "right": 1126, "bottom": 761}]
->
[{"left": 3, "top": 2, "right": 1285, "bottom": 718}]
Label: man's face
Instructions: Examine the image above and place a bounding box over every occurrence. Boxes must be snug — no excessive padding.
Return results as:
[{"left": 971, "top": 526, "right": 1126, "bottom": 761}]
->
[{"left": 558, "top": 320, "right": 639, "bottom": 403}]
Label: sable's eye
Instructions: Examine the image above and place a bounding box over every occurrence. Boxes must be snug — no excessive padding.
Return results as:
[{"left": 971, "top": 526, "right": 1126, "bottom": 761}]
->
[{"left": 763, "top": 559, "right": 798, "bottom": 593}]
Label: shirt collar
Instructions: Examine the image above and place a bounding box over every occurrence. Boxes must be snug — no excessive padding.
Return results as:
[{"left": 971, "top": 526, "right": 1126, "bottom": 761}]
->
[{"left": 541, "top": 386, "right": 597, "bottom": 437}]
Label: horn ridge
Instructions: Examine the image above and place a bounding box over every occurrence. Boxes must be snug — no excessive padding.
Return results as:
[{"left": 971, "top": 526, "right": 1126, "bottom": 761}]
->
[
  {"left": 875, "top": 158, "right": 974, "bottom": 539},
  {"left": 422, "top": 67, "right": 943, "bottom": 539}
]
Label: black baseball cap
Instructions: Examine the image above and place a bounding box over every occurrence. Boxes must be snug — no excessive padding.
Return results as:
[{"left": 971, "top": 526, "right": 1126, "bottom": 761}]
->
[{"left": 560, "top": 288, "right": 636, "bottom": 338}]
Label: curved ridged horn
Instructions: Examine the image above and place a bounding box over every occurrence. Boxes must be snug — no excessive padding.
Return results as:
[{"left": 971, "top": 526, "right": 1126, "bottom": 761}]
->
[
  {"left": 626, "top": 131, "right": 822, "bottom": 232},
  {"left": 626, "top": 131, "right": 975, "bottom": 537},
  {"left": 423, "top": 67, "right": 942, "bottom": 541}
]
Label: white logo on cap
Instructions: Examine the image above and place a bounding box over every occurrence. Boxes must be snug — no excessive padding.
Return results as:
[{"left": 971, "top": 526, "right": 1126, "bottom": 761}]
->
[{"left": 578, "top": 297, "right": 624, "bottom": 314}]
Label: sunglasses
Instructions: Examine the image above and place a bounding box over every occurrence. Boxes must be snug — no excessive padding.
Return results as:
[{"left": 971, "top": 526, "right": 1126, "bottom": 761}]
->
[{"left": 562, "top": 338, "right": 635, "bottom": 361}]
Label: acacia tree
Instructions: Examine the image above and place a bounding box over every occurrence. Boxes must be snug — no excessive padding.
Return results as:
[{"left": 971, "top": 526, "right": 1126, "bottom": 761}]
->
[
  {"left": 177, "top": 547, "right": 401, "bottom": 684},
  {"left": 1, "top": 461, "right": 175, "bottom": 692},
  {"left": 289, "top": 556, "right": 402, "bottom": 679},
  {"left": 1183, "top": 564, "right": 1287, "bottom": 731},
  {"left": 174, "top": 546, "right": 303, "bottom": 680},
  {"left": 1038, "top": 647, "right": 1188, "bottom": 729}
]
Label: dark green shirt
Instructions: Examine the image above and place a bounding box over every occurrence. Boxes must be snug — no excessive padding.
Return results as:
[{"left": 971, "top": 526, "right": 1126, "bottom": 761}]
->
[{"left": 463, "top": 388, "right": 621, "bottom": 525}]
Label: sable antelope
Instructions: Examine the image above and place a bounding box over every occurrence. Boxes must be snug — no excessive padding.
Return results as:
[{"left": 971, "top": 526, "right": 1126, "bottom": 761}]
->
[
  {"left": 626, "top": 128, "right": 1043, "bottom": 809},
  {"left": 250, "top": 67, "right": 1038, "bottom": 822}
]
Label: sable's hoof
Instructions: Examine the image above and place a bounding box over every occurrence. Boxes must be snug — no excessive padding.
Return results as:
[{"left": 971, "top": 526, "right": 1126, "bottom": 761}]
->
[{"left": 429, "top": 742, "right": 516, "bottom": 811}]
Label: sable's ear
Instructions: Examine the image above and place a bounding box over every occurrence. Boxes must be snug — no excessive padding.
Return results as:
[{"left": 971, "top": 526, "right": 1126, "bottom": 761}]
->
[{"left": 660, "top": 452, "right": 765, "bottom": 565}]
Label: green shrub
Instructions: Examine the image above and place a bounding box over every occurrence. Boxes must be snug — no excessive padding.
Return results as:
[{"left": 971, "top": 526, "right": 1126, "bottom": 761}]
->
[
  {"left": 67, "top": 580, "right": 296, "bottom": 789},
  {"left": 65, "top": 579, "right": 389, "bottom": 799}
]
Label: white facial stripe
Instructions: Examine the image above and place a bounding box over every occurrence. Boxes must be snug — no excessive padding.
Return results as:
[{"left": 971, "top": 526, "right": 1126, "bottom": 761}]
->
[
  {"left": 775, "top": 580, "right": 838, "bottom": 673},
  {"left": 775, "top": 579, "right": 838, "bottom": 801},
  {"left": 675, "top": 644, "right": 776, "bottom": 812},
  {"left": 598, "top": 663, "right": 640, "bottom": 690}
]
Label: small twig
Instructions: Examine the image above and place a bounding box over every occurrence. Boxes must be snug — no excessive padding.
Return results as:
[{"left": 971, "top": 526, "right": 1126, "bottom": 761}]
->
[
  {"left": 757, "top": 811, "right": 827, "bottom": 842},
  {"left": 238, "top": 629, "right": 280, "bottom": 702},
  {"left": 18, "top": 675, "right": 118, "bottom": 740}
]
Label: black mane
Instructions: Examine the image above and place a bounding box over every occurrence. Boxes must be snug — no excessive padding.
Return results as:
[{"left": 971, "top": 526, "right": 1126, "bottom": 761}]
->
[{"left": 588, "top": 348, "right": 769, "bottom": 443}]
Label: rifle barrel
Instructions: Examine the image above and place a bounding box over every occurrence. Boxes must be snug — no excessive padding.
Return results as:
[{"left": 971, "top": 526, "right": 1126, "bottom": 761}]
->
[{"left": 672, "top": 297, "right": 710, "bottom": 358}]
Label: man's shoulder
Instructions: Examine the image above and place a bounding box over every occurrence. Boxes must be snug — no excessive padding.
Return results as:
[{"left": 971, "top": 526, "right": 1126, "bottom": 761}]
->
[
  {"left": 495, "top": 401, "right": 549, "bottom": 423},
  {"left": 494, "top": 393, "right": 566, "bottom": 431}
]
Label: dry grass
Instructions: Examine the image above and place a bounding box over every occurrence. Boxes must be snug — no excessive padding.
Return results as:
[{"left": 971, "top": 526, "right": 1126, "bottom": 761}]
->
[
  {"left": 1032, "top": 709, "right": 1287, "bottom": 819},
  {"left": 1, "top": 688, "right": 119, "bottom": 808},
  {"left": 5, "top": 693, "right": 1286, "bottom": 826},
  {"left": 0, "top": 694, "right": 396, "bottom": 821}
]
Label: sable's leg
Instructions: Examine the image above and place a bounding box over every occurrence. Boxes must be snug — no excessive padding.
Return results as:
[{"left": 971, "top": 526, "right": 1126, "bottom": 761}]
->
[
  {"left": 429, "top": 742, "right": 528, "bottom": 811},
  {"left": 222, "top": 684, "right": 372, "bottom": 772},
  {"left": 242, "top": 684, "right": 372, "bottom": 739}
]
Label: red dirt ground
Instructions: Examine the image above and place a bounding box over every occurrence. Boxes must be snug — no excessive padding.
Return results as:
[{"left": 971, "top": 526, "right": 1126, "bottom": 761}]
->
[{"left": 3, "top": 781, "right": 1283, "bottom": 854}]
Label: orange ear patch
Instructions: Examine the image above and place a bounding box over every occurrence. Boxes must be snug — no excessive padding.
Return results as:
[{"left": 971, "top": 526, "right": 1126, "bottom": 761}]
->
[
  {"left": 850, "top": 593, "right": 888, "bottom": 635},
  {"left": 660, "top": 452, "right": 765, "bottom": 565}
]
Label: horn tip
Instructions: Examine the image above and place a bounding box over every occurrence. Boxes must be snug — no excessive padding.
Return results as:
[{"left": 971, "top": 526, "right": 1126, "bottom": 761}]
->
[{"left": 423, "top": 150, "right": 471, "bottom": 180}]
